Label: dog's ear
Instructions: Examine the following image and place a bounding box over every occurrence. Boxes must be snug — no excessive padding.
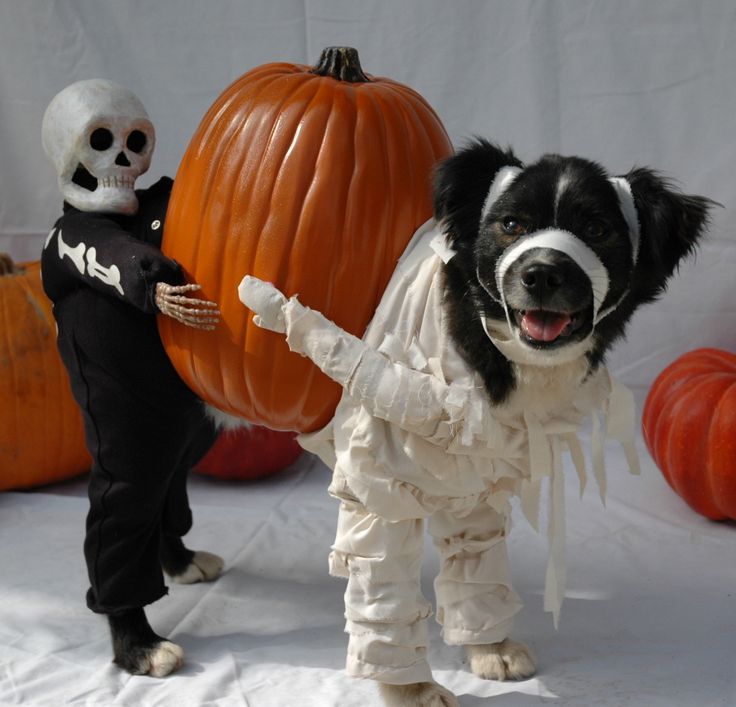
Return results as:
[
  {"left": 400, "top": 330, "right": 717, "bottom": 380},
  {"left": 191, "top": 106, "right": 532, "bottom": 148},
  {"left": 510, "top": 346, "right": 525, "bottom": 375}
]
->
[
  {"left": 433, "top": 138, "right": 522, "bottom": 243},
  {"left": 625, "top": 167, "right": 713, "bottom": 303}
]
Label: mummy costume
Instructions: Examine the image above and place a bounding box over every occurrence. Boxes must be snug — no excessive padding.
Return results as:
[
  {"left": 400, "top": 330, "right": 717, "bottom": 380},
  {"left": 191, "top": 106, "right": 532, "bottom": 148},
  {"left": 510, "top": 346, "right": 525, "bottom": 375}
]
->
[{"left": 239, "top": 219, "right": 639, "bottom": 685}]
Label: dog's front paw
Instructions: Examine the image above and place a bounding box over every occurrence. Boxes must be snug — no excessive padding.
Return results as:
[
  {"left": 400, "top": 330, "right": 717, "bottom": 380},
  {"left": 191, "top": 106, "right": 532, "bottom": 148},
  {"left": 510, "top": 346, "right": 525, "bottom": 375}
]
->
[
  {"left": 466, "top": 639, "right": 536, "bottom": 681},
  {"left": 379, "top": 681, "right": 459, "bottom": 707},
  {"left": 142, "top": 640, "right": 185, "bottom": 677},
  {"left": 168, "top": 550, "right": 224, "bottom": 584},
  {"left": 114, "top": 638, "right": 184, "bottom": 677}
]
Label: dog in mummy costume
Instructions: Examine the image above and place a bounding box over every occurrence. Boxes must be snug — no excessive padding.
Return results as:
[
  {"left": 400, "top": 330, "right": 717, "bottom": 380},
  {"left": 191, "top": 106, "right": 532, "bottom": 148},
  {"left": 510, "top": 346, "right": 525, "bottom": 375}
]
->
[
  {"left": 240, "top": 139, "right": 711, "bottom": 706},
  {"left": 40, "top": 79, "right": 223, "bottom": 677}
]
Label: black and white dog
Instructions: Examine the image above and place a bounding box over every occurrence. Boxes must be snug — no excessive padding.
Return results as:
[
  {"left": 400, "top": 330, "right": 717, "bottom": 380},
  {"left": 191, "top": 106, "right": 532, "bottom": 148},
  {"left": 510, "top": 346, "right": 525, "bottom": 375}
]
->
[
  {"left": 437, "top": 139, "right": 710, "bottom": 404},
  {"left": 240, "top": 139, "right": 711, "bottom": 707}
]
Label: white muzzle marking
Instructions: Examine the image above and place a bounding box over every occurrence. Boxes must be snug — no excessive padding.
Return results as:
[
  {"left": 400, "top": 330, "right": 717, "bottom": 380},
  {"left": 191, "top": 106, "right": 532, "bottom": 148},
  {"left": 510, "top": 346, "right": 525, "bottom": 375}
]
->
[{"left": 478, "top": 166, "right": 641, "bottom": 335}]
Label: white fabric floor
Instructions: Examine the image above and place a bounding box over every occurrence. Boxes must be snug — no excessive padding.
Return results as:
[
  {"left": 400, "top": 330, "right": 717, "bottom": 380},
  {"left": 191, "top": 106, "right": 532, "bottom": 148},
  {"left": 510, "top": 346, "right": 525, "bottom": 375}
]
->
[{"left": 0, "top": 432, "right": 734, "bottom": 707}]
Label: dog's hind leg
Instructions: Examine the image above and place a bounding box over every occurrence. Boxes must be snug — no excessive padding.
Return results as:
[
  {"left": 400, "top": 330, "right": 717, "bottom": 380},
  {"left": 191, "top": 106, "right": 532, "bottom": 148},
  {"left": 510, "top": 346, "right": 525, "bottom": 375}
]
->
[
  {"left": 160, "top": 533, "right": 224, "bottom": 584},
  {"left": 379, "top": 681, "right": 459, "bottom": 707},
  {"left": 466, "top": 639, "right": 536, "bottom": 681},
  {"left": 108, "top": 607, "right": 183, "bottom": 677}
]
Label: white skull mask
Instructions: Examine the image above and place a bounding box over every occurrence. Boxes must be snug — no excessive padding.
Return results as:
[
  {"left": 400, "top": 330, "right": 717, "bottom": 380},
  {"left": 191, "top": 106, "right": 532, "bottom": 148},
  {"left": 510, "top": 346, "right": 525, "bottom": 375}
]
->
[{"left": 41, "top": 79, "right": 155, "bottom": 215}]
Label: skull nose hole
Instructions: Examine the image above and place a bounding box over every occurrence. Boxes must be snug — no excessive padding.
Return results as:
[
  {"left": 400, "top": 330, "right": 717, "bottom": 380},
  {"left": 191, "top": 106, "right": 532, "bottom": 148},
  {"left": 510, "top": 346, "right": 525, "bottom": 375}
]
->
[
  {"left": 521, "top": 264, "right": 563, "bottom": 292},
  {"left": 115, "top": 152, "right": 131, "bottom": 167}
]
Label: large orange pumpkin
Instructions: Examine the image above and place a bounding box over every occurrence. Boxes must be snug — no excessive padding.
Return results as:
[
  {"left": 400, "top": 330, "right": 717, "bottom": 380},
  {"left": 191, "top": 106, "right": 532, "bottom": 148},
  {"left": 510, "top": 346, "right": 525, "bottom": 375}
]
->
[
  {"left": 642, "top": 348, "right": 736, "bottom": 521},
  {"left": 0, "top": 255, "right": 91, "bottom": 490},
  {"left": 159, "top": 47, "right": 453, "bottom": 432}
]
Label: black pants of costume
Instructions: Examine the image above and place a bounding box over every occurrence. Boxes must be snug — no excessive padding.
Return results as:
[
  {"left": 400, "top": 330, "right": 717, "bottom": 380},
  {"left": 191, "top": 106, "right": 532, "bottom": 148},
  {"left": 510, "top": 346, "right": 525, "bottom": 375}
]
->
[{"left": 54, "top": 290, "right": 217, "bottom": 614}]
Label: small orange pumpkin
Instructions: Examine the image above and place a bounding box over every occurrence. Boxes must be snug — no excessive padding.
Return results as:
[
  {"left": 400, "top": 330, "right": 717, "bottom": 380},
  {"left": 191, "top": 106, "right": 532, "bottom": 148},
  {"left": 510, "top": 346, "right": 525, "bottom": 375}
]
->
[
  {"left": 0, "top": 255, "right": 91, "bottom": 490},
  {"left": 642, "top": 348, "right": 736, "bottom": 521},
  {"left": 159, "top": 47, "right": 453, "bottom": 432}
]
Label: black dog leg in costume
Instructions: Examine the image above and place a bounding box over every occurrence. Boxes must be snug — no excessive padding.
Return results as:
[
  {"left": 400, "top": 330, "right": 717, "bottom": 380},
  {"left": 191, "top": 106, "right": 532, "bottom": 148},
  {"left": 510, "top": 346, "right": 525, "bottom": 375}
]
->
[{"left": 42, "top": 177, "right": 219, "bottom": 674}]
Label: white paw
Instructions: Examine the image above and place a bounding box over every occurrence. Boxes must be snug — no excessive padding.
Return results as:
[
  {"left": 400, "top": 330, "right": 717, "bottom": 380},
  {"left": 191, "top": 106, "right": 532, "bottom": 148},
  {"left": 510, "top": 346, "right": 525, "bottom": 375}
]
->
[
  {"left": 466, "top": 638, "right": 536, "bottom": 681},
  {"left": 379, "top": 681, "right": 459, "bottom": 707},
  {"left": 169, "top": 551, "right": 224, "bottom": 584},
  {"left": 138, "top": 640, "right": 184, "bottom": 677}
]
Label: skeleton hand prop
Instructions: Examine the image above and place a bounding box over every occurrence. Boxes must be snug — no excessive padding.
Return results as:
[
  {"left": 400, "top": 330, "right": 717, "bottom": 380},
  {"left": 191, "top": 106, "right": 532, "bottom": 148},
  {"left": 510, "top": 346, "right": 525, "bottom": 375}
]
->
[
  {"left": 238, "top": 276, "right": 288, "bottom": 333},
  {"left": 155, "top": 282, "right": 220, "bottom": 330}
]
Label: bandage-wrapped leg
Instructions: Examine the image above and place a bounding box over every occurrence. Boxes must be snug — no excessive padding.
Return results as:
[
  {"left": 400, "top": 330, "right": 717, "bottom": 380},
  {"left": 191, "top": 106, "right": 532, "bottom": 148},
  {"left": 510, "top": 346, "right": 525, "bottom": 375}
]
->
[
  {"left": 429, "top": 503, "right": 535, "bottom": 681},
  {"left": 329, "top": 490, "right": 434, "bottom": 685},
  {"left": 428, "top": 503, "right": 522, "bottom": 647}
]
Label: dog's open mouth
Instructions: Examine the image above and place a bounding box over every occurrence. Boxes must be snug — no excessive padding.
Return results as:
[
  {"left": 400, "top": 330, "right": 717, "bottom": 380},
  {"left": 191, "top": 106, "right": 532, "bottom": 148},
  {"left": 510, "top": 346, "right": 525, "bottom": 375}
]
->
[{"left": 512, "top": 308, "right": 587, "bottom": 346}]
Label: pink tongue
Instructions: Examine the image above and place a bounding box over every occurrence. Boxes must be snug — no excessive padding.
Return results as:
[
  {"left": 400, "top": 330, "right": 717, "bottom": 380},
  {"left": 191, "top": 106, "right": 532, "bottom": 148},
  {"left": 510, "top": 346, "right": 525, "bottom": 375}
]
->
[{"left": 521, "top": 311, "right": 572, "bottom": 342}]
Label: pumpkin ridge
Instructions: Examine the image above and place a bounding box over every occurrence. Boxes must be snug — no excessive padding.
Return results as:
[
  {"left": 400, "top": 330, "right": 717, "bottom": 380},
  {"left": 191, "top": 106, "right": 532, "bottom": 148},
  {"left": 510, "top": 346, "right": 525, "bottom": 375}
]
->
[
  {"left": 666, "top": 377, "right": 727, "bottom": 518},
  {"left": 262, "top": 83, "right": 347, "bottom": 424},
  {"left": 23, "top": 272, "right": 53, "bottom": 473},
  {"left": 198, "top": 73, "right": 319, "bottom": 413},
  {"left": 1, "top": 269, "right": 22, "bottom": 473},
  {"left": 287, "top": 82, "right": 358, "bottom": 316},
  {"left": 244, "top": 75, "right": 326, "bottom": 276},
  {"left": 221, "top": 77, "right": 318, "bottom": 355},
  {"left": 383, "top": 84, "right": 437, "bottom": 229},
  {"left": 709, "top": 380, "right": 736, "bottom": 517},
  {"left": 276, "top": 81, "right": 348, "bottom": 295},
  {"left": 373, "top": 88, "right": 421, "bottom": 270},
  {"left": 327, "top": 87, "right": 388, "bottom": 333},
  {"left": 240, "top": 76, "right": 337, "bottom": 423},
  {"left": 707, "top": 380, "right": 734, "bottom": 518}
]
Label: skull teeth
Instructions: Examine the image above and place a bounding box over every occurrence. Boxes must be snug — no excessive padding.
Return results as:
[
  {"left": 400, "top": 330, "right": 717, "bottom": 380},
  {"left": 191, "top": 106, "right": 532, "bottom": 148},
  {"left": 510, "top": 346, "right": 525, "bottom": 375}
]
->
[{"left": 100, "top": 176, "right": 135, "bottom": 189}]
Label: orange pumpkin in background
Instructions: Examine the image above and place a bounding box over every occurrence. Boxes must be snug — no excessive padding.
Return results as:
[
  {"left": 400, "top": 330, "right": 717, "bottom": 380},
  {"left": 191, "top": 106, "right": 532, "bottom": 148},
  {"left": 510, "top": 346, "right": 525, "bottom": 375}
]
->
[
  {"left": 0, "top": 255, "right": 91, "bottom": 490},
  {"left": 642, "top": 348, "right": 736, "bottom": 521},
  {"left": 159, "top": 47, "right": 453, "bottom": 432}
]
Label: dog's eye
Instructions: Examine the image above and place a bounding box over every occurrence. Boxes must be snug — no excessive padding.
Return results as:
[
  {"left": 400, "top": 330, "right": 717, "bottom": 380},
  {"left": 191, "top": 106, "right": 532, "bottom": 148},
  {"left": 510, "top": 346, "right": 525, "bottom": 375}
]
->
[
  {"left": 585, "top": 221, "right": 608, "bottom": 238},
  {"left": 502, "top": 218, "right": 528, "bottom": 236}
]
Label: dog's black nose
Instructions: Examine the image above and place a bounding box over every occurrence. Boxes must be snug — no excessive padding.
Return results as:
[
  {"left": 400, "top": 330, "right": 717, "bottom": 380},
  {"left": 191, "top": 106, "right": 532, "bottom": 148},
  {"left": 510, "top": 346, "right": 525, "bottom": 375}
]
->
[{"left": 520, "top": 263, "right": 563, "bottom": 295}]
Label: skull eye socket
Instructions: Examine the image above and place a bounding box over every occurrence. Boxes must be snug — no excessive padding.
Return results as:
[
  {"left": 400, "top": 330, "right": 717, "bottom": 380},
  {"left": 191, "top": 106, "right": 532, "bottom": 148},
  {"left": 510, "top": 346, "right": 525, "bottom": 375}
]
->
[
  {"left": 126, "top": 130, "right": 147, "bottom": 154},
  {"left": 90, "top": 128, "right": 114, "bottom": 151}
]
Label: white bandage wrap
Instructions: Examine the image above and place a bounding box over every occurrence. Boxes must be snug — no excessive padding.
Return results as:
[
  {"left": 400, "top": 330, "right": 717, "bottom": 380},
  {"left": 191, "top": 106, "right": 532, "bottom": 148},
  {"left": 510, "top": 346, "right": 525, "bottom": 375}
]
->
[
  {"left": 480, "top": 165, "right": 522, "bottom": 222},
  {"left": 608, "top": 176, "right": 640, "bottom": 264},
  {"left": 495, "top": 229, "right": 611, "bottom": 321}
]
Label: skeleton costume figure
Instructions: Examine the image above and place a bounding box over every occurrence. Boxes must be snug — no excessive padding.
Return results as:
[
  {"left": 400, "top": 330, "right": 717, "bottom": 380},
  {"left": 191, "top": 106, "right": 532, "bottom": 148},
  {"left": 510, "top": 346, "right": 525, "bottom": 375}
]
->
[
  {"left": 41, "top": 79, "right": 221, "bottom": 675},
  {"left": 239, "top": 217, "right": 639, "bottom": 686}
]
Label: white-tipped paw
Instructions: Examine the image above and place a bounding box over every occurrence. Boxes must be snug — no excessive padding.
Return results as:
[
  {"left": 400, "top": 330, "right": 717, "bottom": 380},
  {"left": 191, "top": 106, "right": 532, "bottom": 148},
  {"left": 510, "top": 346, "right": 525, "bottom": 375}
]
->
[
  {"left": 138, "top": 640, "right": 184, "bottom": 677},
  {"left": 379, "top": 681, "right": 459, "bottom": 707},
  {"left": 169, "top": 551, "right": 224, "bottom": 584},
  {"left": 466, "top": 638, "right": 536, "bottom": 681}
]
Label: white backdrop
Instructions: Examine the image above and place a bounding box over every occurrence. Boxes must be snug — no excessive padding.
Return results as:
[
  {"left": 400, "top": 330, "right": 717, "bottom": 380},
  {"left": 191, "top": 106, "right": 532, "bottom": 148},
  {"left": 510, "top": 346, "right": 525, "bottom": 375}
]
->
[
  {"left": 1, "top": 4, "right": 735, "bottom": 706},
  {"left": 1, "top": 0, "right": 734, "bottom": 394}
]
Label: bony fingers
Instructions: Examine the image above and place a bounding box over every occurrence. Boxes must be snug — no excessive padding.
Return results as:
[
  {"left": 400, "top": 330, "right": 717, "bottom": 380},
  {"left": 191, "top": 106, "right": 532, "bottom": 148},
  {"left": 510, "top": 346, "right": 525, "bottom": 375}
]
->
[
  {"left": 169, "top": 303, "right": 220, "bottom": 320},
  {"left": 172, "top": 309, "right": 218, "bottom": 327},
  {"left": 165, "top": 296, "right": 220, "bottom": 312}
]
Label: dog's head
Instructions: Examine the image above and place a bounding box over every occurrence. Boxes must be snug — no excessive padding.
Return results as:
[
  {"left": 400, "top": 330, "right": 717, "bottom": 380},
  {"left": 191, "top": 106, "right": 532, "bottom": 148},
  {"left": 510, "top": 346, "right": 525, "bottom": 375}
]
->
[{"left": 434, "top": 139, "right": 712, "bottom": 400}]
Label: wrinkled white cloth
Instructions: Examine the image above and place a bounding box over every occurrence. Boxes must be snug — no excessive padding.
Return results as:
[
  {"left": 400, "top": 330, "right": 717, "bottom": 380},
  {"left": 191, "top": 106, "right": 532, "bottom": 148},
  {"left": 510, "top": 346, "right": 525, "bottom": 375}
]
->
[{"left": 239, "top": 219, "right": 639, "bottom": 685}]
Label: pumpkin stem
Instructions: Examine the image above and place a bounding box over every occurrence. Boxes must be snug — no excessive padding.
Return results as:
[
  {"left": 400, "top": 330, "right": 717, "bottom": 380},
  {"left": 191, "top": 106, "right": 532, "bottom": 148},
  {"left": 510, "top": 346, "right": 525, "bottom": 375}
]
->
[
  {"left": 312, "top": 47, "right": 370, "bottom": 83},
  {"left": 0, "top": 253, "right": 16, "bottom": 276}
]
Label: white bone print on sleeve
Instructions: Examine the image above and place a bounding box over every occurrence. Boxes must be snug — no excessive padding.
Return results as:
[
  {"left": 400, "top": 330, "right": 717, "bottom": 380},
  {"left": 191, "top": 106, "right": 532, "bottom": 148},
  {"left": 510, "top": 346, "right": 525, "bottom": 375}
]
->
[{"left": 56, "top": 229, "right": 125, "bottom": 296}]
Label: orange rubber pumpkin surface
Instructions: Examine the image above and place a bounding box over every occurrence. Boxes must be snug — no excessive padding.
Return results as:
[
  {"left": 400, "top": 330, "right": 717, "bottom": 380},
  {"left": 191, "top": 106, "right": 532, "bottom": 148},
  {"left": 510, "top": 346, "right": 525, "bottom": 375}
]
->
[
  {"left": 159, "top": 47, "right": 453, "bottom": 432},
  {"left": 0, "top": 256, "right": 91, "bottom": 490},
  {"left": 642, "top": 348, "right": 736, "bottom": 521}
]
